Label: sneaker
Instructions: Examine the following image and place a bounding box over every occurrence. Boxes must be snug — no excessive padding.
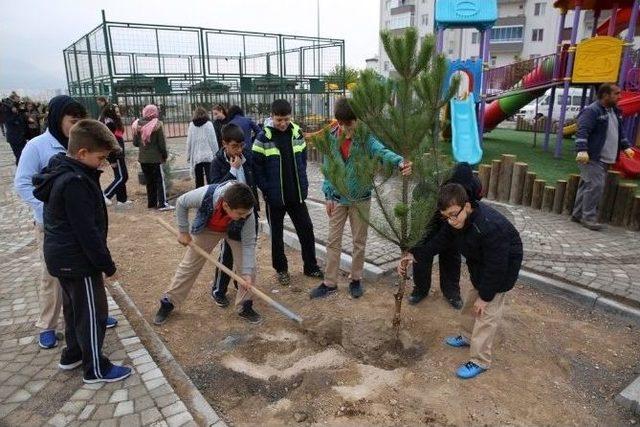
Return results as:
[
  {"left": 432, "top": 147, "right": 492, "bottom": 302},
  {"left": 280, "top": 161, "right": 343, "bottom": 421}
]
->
[
  {"left": 58, "top": 349, "right": 82, "bottom": 370},
  {"left": 103, "top": 195, "right": 112, "bottom": 206},
  {"left": 310, "top": 283, "right": 338, "bottom": 299},
  {"left": 277, "top": 271, "right": 291, "bottom": 287},
  {"left": 349, "top": 280, "right": 364, "bottom": 298},
  {"left": 158, "top": 204, "right": 175, "bottom": 212},
  {"left": 408, "top": 288, "right": 427, "bottom": 305},
  {"left": 570, "top": 215, "right": 581, "bottom": 223},
  {"left": 456, "top": 361, "right": 487, "bottom": 379},
  {"left": 446, "top": 295, "right": 463, "bottom": 310},
  {"left": 445, "top": 335, "right": 470, "bottom": 348},
  {"left": 83, "top": 364, "right": 132, "bottom": 384},
  {"left": 238, "top": 305, "right": 262, "bottom": 324},
  {"left": 211, "top": 290, "right": 229, "bottom": 308},
  {"left": 304, "top": 266, "right": 324, "bottom": 279},
  {"left": 38, "top": 330, "right": 58, "bottom": 349},
  {"left": 581, "top": 219, "right": 605, "bottom": 231},
  {"left": 153, "top": 298, "right": 174, "bottom": 325},
  {"left": 115, "top": 200, "right": 134, "bottom": 210},
  {"left": 106, "top": 316, "right": 118, "bottom": 329}
]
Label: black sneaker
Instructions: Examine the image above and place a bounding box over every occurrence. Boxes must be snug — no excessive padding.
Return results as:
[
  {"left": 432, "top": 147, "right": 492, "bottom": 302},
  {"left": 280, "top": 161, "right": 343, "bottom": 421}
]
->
[
  {"left": 58, "top": 347, "right": 82, "bottom": 370},
  {"left": 277, "top": 271, "right": 291, "bottom": 286},
  {"left": 153, "top": 298, "right": 174, "bottom": 325},
  {"left": 310, "top": 283, "right": 338, "bottom": 299},
  {"left": 304, "top": 266, "right": 324, "bottom": 279},
  {"left": 408, "top": 288, "right": 428, "bottom": 305},
  {"left": 211, "top": 290, "right": 230, "bottom": 308},
  {"left": 570, "top": 215, "right": 581, "bottom": 223},
  {"left": 349, "top": 280, "right": 364, "bottom": 298},
  {"left": 446, "top": 295, "right": 463, "bottom": 310},
  {"left": 238, "top": 305, "right": 262, "bottom": 324}
]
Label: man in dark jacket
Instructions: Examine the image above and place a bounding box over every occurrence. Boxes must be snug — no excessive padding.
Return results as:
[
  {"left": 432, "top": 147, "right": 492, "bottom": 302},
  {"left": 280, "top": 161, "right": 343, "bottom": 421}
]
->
[
  {"left": 4, "top": 94, "right": 28, "bottom": 164},
  {"left": 573, "top": 83, "right": 635, "bottom": 230},
  {"left": 399, "top": 183, "right": 523, "bottom": 380},
  {"left": 409, "top": 162, "right": 483, "bottom": 309},
  {"left": 32, "top": 119, "right": 132, "bottom": 384},
  {"left": 227, "top": 105, "right": 261, "bottom": 152},
  {"left": 252, "top": 99, "right": 323, "bottom": 286}
]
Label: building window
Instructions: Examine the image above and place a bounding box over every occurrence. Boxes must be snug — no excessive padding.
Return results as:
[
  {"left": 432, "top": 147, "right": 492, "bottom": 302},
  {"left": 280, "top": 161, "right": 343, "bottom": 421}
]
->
[
  {"left": 421, "top": 14, "right": 429, "bottom": 26},
  {"left": 386, "top": 0, "right": 392, "bottom": 11},
  {"left": 532, "top": 28, "right": 544, "bottom": 42},
  {"left": 534, "top": 2, "right": 546, "bottom": 16},
  {"left": 388, "top": 13, "right": 413, "bottom": 30},
  {"left": 490, "top": 26, "right": 524, "bottom": 43},
  {"left": 472, "top": 32, "right": 479, "bottom": 44},
  {"left": 490, "top": 56, "right": 497, "bottom": 66}
]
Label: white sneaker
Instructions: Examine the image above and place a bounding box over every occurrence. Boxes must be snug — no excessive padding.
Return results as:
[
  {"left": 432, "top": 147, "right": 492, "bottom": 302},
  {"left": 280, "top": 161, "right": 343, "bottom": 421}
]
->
[
  {"left": 158, "top": 204, "right": 175, "bottom": 211},
  {"left": 115, "top": 200, "right": 134, "bottom": 210},
  {"left": 103, "top": 195, "right": 112, "bottom": 206}
]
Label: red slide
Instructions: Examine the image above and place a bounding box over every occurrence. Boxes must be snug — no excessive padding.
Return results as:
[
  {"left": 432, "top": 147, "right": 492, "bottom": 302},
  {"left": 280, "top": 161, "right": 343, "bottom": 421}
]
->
[
  {"left": 614, "top": 91, "right": 640, "bottom": 178},
  {"left": 597, "top": 7, "right": 639, "bottom": 36}
]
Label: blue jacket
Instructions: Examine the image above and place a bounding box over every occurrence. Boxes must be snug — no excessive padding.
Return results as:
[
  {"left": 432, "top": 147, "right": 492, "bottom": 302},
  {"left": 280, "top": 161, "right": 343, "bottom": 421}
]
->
[
  {"left": 252, "top": 122, "right": 308, "bottom": 207},
  {"left": 575, "top": 101, "right": 631, "bottom": 161},
  {"left": 229, "top": 113, "right": 261, "bottom": 148},
  {"left": 322, "top": 128, "right": 402, "bottom": 205}
]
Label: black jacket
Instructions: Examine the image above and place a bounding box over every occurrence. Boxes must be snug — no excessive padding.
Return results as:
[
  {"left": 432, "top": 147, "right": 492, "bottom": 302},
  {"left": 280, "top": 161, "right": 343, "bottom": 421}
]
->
[
  {"left": 209, "top": 148, "right": 260, "bottom": 211},
  {"left": 411, "top": 202, "right": 523, "bottom": 302},
  {"left": 32, "top": 153, "right": 116, "bottom": 278}
]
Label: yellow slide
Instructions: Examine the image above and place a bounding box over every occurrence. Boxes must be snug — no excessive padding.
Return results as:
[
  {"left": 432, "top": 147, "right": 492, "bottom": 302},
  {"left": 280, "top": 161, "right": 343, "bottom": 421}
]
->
[{"left": 563, "top": 122, "right": 577, "bottom": 137}]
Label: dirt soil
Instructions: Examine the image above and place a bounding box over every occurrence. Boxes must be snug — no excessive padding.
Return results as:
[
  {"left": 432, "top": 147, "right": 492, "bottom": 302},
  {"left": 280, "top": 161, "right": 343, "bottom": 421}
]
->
[{"left": 103, "top": 145, "right": 640, "bottom": 426}]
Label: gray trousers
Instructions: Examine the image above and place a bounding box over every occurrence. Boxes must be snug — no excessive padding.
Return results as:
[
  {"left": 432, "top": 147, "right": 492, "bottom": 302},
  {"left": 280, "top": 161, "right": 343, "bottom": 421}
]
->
[{"left": 572, "top": 160, "right": 608, "bottom": 222}]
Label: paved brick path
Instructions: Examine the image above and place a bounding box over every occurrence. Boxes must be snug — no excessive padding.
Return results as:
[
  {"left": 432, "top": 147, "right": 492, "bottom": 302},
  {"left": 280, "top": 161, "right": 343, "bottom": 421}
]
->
[
  {"left": 300, "top": 161, "right": 640, "bottom": 303},
  {"left": 0, "top": 142, "right": 217, "bottom": 426}
]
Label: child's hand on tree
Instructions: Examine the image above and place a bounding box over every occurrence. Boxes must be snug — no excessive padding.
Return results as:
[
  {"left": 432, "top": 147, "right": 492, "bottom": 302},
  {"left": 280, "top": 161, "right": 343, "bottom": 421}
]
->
[
  {"left": 397, "top": 252, "right": 415, "bottom": 277},
  {"left": 473, "top": 299, "right": 488, "bottom": 317},
  {"left": 177, "top": 232, "right": 192, "bottom": 246},
  {"left": 399, "top": 160, "right": 412, "bottom": 176},
  {"left": 325, "top": 200, "right": 337, "bottom": 217}
]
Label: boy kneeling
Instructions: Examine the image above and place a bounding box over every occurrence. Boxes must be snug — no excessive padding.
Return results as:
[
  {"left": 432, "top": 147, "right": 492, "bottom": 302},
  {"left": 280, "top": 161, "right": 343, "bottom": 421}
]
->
[
  {"left": 399, "top": 183, "right": 523, "bottom": 379},
  {"left": 154, "top": 181, "right": 260, "bottom": 325}
]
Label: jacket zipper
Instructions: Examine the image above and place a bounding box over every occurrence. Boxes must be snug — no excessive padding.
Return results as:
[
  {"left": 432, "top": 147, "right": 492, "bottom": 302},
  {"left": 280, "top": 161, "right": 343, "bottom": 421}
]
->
[{"left": 292, "top": 141, "right": 302, "bottom": 203}]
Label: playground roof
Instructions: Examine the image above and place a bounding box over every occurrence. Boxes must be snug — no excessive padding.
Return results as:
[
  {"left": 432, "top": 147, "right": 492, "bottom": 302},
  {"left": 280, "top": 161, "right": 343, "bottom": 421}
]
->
[{"left": 553, "top": 0, "right": 636, "bottom": 10}]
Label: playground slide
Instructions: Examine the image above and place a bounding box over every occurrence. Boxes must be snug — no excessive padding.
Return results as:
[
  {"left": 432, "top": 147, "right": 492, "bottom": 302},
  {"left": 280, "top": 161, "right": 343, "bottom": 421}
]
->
[
  {"left": 451, "top": 94, "right": 483, "bottom": 164},
  {"left": 596, "top": 7, "right": 637, "bottom": 37},
  {"left": 563, "top": 90, "right": 640, "bottom": 136}
]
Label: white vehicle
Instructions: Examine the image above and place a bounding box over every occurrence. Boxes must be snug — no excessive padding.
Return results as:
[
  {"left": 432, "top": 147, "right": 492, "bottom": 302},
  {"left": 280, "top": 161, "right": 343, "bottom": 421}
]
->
[{"left": 517, "top": 88, "right": 588, "bottom": 122}]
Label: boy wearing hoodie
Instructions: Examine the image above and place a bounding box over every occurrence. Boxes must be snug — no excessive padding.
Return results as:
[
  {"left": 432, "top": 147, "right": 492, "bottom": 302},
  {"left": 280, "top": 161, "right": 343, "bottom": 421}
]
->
[
  {"left": 14, "top": 95, "right": 117, "bottom": 350},
  {"left": 399, "top": 183, "right": 523, "bottom": 379},
  {"left": 153, "top": 181, "right": 261, "bottom": 325},
  {"left": 32, "top": 119, "right": 131, "bottom": 383},
  {"left": 252, "top": 99, "right": 323, "bottom": 286}
]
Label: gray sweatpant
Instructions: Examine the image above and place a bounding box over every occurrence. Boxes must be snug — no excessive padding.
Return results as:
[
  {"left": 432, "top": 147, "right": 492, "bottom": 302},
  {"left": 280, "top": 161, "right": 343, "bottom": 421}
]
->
[{"left": 572, "top": 160, "right": 608, "bottom": 222}]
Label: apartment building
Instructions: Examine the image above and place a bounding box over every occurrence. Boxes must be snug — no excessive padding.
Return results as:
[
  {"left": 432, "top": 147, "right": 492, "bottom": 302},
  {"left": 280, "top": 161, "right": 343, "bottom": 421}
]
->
[{"left": 377, "top": 0, "right": 598, "bottom": 74}]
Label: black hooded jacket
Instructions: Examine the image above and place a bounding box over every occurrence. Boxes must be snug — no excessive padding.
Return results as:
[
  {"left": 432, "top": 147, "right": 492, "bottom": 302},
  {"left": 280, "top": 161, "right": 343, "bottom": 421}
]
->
[
  {"left": 32, "top": 153, "right": 116, "bottom": 278},
  {"left": 46, "top": 95, "right": 80, "bottom": 149}
]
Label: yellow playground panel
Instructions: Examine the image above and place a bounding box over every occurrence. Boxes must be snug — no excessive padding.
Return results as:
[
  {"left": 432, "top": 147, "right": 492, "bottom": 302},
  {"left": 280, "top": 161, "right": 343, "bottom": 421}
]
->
[{"left": 572, "top": 36, "right": 624, "bottom": 83}]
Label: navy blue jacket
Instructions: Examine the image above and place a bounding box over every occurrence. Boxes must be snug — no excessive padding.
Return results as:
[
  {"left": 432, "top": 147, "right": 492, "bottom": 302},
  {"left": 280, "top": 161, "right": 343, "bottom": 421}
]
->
[
  {"left": 229, "top": 113, "right": 261, "bottom": 148},
  {"left": 252, "top": 122, "right": 308, "bottom": 207},
  {"left": 411, "top": 202, "right": 523, "bottom": 302},
  {"left": 575, "top": 101, "right": 631, "bottom": 161},
  {"left": 32, "top": 153, "right": 116, "bottom": 278}
]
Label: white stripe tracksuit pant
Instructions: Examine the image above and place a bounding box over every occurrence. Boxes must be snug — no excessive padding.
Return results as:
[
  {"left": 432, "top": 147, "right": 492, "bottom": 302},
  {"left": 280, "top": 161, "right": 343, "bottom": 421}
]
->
[{"left": 59, "top": 274, "right": 112, "bottom": 380}]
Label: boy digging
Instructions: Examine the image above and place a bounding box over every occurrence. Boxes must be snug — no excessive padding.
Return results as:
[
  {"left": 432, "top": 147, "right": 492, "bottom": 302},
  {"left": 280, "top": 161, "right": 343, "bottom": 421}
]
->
[
  {"left": 399, "top": 183, "right": 523, "bottom": 379},
  {"left": 311, "top": 97, "right": 411, "bottom": 299},
  {"left": 154, "top": 181, "right": 261, "bottom": 325},
  {"left": 32, "top": 119, "right": 131, "bottom": 383}
]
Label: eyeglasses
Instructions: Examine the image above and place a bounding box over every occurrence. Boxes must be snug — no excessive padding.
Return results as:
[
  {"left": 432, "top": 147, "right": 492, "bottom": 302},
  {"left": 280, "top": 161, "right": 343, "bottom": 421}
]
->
[{"left": 441, "top": 206, "right": 465, "bottom": 222}]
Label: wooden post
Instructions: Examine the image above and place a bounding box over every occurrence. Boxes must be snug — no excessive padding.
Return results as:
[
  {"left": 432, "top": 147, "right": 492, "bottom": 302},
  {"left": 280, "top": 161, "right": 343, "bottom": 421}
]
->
[
  {"left": 627, "top": 196, "right": 640, "bottom": 231},
  {"left": 542, "top": 186, "right": 556, "bottom": 212},
  {"left": 488, "top": 159, "right": 501, "bottom": 200},
  {"left": 611, "top": 183, "right": 637, "bottom": 226},
  {"left": 509, "top": 162, "right": 528, "bottom": 205},
  {"left": 598, "top": 170, "right": 622, "bottom": 223},
  {"left": 531, "top": 179, "right": 546, "bottom": 210},
  {"left": 478, "top": 164, "right": 491, "bottom": 198},
  {"left": 563, "top": 174, "right": 581, "bottom": 215},
  {"left": 497, "top": 154, "right": 516, "bottom": 202},
  {"left": 522, "top": 172, "right": 537, "bottom": 207},
  {"left": 553, "top": 180, "right": 567, "bottom": 214}
]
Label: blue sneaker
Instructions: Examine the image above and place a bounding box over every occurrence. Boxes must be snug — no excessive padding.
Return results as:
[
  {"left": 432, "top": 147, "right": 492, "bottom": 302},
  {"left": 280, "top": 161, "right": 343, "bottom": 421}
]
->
[
  {"left": 106, "top": 316, "right": 118, "bottom": 329},
  {"left": 456, "top": 361, "right": 487, "bottom": 379},
  {"left": 38, "top": 330, "right": 58, "bottom": 349},
  {"left": 83, "top": 364, "right": 132, "bottom": 384},
  {"left": 445, "top": 335, "right": 470, "bottom": 348}
]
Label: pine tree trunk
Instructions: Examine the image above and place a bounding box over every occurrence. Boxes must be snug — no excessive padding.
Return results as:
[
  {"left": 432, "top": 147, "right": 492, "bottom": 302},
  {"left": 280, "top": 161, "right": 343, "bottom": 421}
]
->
[{"left": 394, "top": 174, "right": 410, "bottom": 341}]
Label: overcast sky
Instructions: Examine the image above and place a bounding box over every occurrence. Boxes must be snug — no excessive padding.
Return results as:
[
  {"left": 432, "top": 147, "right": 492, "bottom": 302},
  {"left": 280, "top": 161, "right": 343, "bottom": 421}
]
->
[{"left": 0, "top": 0, "right": 380, "bottom": 95}]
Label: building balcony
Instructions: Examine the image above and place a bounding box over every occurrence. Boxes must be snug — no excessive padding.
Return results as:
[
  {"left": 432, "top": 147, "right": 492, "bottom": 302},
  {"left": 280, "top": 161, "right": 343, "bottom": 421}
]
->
[{"left": 390, "top": 3, "right": 415, "bottom": 16}]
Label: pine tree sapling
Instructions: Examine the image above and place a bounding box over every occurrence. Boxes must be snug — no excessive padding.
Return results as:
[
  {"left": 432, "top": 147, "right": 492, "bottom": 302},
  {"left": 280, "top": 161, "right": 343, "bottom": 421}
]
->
[{"left": 314, "top": 28, "right": 459, "bottom": 340}]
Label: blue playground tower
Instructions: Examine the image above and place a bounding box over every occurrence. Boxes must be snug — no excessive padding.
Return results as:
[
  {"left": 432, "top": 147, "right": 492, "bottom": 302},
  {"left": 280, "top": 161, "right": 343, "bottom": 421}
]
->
[{"left": 435, "top": 0, "right": 497, "bottom": 165}]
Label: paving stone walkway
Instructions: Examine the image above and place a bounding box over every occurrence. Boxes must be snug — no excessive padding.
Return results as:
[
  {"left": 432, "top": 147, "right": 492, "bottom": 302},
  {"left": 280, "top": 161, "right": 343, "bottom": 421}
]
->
[
  {"left": 299, "top": 161, "right": 640, "bottom": 303},
  {"left": 0, "top": 142, "right": 216, "bottom": 426}
]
